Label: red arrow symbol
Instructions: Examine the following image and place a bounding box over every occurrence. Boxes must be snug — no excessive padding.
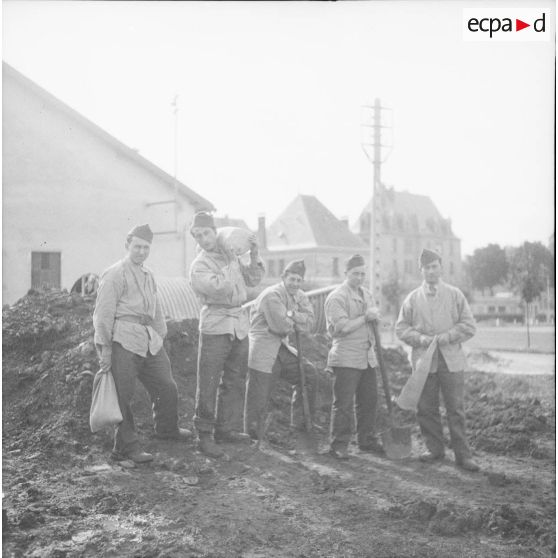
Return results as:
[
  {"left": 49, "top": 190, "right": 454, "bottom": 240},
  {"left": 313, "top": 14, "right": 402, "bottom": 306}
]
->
[{"left": 516, "top": 19, "right": 530, "bottom": 31}]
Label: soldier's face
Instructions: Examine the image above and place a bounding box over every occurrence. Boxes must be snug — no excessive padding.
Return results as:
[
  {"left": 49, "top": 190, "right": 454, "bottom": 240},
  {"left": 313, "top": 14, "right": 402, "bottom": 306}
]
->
[
  {"left": 346, "top": 265, "right": 366, "bottom": 288},
  {"left": 192, "top": 227, "right": 217, "bottom": 251},
  {"left": 126, "top": 237, "right": 151, "bottom": 265},
  {"left": 421, "top": 260, "right": 442, "bottom": 284},
  {"left": 283, "top": 272, "right": 303, "bottom": 295}
]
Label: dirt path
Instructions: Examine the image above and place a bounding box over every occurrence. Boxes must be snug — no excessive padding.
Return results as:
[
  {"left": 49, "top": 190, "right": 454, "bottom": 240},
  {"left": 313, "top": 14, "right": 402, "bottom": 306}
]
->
[
  {"left": 2, "top": 292, "right": 555, "bottom": 557},
  {"left": 3, "top": 426, "right": 554, "bottom": 558}
]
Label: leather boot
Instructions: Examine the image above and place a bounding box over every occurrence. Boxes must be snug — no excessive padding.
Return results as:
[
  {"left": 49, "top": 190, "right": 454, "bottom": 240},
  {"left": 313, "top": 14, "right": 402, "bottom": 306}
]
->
[
  {"left": 198, "top": 434, "right": 224, "bottom": 458},
  {"left": 112, "top": 449, "right": 153, "bottom": 464},
  {"left": 456, "top": 457, "right": 480, "bottom": 472},
  {"left": 155, "top": 427, "right": 193, "bottom": 442},
  {"left": 419, "top": 450, "right": 445, "bottom": 463}
]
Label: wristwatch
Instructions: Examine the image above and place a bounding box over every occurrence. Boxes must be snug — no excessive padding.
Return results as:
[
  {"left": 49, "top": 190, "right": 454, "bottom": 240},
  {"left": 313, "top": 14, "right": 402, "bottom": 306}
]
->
[{"left": 286, "top": 310, "right": 294, "bottom": 318}]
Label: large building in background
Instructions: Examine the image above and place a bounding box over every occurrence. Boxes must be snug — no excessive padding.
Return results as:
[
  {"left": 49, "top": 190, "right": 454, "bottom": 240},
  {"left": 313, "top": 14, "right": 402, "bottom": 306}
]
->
[
  {"left": 258, "top": 195, "right": 367, "bottom": 289},
  {"left": 355, "top": 185, "right": 463, "bottom": 314},
  {"left": 2, "top": 62, "right": 214, "bottom": 304}
]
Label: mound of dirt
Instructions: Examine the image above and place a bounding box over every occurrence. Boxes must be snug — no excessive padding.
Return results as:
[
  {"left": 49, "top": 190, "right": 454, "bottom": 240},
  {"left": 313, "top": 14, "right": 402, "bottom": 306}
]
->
[
  {"left": 465, "top": 372, "right": 555, "bottom": 459},
  {"left": 2, "top": 289, "right": 555, "bottom": 558}
]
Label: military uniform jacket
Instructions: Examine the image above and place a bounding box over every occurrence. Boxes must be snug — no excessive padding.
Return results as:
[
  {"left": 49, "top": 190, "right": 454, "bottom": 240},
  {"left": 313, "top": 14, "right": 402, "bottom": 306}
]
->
[
  {"left": 395, "top": 280, "right": 476, "bottom": 372},
  {"left": 324, "top": 282, "right": 379, "bottom": 370},
  {"left": 248, "top": 282, "right": 314, "bottom": 373},
  {"left": 190, "top": 248, "right": 264, "bottom": 339}
]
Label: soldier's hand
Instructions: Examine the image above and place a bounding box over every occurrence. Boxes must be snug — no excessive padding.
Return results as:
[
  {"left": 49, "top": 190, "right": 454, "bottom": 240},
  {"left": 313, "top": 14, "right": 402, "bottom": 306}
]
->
[
  {"left": 419, "top": 335, "right": 435, "bottom": 347},
  {"left": 97, "top": 345, "right": 112, "bottom": 373},
  {"left": 248, "top": 234, "right": 259, "bottom": 258},
  {"left": 436, "top": 333, "right": 451, "bottom": 346},
  {"left": 292, "top": 311, "right": 307, "bottom": 325},
  {"left": 365, "top": 307, "right": 381, "bottom": 322}
]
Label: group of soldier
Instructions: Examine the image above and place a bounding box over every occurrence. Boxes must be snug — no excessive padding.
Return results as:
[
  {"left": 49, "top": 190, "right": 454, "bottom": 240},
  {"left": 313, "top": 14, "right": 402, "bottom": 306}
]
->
[{"left": 93, "top": 211, "right": 480, "bottom": 473}]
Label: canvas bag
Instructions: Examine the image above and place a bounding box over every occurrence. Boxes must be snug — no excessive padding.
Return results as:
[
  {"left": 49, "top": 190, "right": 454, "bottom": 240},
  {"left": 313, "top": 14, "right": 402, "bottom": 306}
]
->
[
  {"left": 396, "top": 339, "right": 438, "bottom": 412},
  {"left": 216, "top": 227, "right": 253, "bottom": 255},
  {"left": 89, "top": 369, "right": 123, "bottom": 433}
]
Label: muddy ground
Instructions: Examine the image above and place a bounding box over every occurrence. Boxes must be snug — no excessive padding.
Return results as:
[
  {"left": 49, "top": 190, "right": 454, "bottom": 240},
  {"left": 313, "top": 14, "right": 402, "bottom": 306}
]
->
[{"left": 2, "top": 291, "right": 555, "bottom": 557}]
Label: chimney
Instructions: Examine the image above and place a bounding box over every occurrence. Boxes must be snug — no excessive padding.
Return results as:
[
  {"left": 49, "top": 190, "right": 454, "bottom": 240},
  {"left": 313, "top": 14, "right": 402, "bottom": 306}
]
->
[{"left": 258, "top": 214, "right": 267, "bottom": 249}]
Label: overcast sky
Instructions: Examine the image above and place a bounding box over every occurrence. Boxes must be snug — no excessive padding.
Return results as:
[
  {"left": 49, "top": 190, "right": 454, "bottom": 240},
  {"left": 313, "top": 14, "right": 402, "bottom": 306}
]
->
[{"left": 3, "top": 0, "right": 555, "bottom": 256}]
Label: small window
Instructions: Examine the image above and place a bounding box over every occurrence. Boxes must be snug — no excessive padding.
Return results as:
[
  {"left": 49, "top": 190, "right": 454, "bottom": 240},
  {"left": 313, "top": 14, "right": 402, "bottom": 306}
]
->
[
  {"left": 488, "top": 306, "right": 496, "bottom": 313},
  {"left": 498, "top": 306, "right": 506, "bottom": 314}
]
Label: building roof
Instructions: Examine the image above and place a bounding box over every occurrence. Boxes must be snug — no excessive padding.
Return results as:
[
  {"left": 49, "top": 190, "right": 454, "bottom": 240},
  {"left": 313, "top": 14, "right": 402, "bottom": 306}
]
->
[
  {"left": 214, "top": 216, "right": 252, "bottom": 231},
  {"left": 2, "top": 62, "right": 214, "bottom": 212},
  {"left": 267, "top": 195, "right": 366, "bottom": 249},
  {"left": 357, "top": 186, "right": 456, "bottom": 238}
]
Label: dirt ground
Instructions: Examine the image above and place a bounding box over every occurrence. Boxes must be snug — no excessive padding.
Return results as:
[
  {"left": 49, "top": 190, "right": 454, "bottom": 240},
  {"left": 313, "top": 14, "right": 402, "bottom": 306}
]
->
[{"left": 2, "top": 291, "right": 555, "bottom": 557}]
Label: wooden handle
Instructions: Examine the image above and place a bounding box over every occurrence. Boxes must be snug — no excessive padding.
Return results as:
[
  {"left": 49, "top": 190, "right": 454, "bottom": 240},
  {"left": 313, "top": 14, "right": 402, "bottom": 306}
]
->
[
  {"left": 294, "top": 329, "right": 313, "bottom": 432},
  {"left": 371, "top": 321, "right": 393, "bottom": 414}
]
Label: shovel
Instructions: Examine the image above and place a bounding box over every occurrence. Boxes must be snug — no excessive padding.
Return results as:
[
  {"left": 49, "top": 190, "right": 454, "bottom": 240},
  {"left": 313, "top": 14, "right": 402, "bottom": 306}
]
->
[
  {"left": 372, "top": 321, "right": 412, "bottom": 460},
  {"left": 294, "top": 328, "right": 318, "bottom": 452}
]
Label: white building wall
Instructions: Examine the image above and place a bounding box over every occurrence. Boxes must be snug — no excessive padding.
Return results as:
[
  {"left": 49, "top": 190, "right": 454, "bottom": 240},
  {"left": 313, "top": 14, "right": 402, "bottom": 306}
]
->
[{"left": 2, "top": 69, "right": 204, "bottom": 304}]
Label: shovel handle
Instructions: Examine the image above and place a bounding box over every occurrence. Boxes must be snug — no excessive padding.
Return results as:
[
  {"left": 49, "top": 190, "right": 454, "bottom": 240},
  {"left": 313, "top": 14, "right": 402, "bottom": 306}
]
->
[
  {"left": 294, "top": 328, "right": 313, "bottom": 432},
  {"left": 371, "top": 320, "right": 393, "bottom": 415}
]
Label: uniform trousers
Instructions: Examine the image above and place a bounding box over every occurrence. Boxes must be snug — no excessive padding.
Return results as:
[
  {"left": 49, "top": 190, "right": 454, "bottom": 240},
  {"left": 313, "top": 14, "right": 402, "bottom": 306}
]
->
[
  {"left": 111, "top": 342, "right": 179, "bottom": 455},
  {"left": 330, "top": 365, "right": 378, "bottom": 451}
]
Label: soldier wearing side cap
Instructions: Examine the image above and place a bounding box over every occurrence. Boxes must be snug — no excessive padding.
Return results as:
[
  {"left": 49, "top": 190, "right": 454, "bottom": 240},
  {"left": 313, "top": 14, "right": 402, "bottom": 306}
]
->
[
  {"left": 324, "top": 254, "right": 384, "bottom": 460},
  {"left": 189, "top": 211, "right": 265, "bottom": 458},
  {"left": 395, "top": 248, "right": 479, "bottom": 472},
  {"left": 244, "top": 259, "right": 317, "bottom": 441},
  {"left": 93, "top": 224, "right": 191, "bottom": 464}
]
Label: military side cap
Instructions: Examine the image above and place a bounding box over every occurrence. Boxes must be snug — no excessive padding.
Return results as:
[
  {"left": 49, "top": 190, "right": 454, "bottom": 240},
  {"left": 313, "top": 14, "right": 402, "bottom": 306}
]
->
[
  {"left": 283, "top": 259, "right": 306, "bottom": 278},
  {"left": 346, "top": 254, "right": 365, "bottom": 271},
  {"left": 128, "top": 224, "right": 153, "bottom": 243},
  {"left": 419, "top": 248, "right": 442, "bottom": 266},
  {"left": 190, "top": 211, "right": 215, "bottom": 231}
]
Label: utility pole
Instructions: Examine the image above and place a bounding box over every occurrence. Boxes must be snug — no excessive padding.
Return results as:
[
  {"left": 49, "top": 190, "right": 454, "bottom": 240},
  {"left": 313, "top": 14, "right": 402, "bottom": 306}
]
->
[
  {"left": 361, "top": 98, "right": 392, "bottom": 302},
  {"left": 171, "top": 94, "right": 179, "bottom": 231}
]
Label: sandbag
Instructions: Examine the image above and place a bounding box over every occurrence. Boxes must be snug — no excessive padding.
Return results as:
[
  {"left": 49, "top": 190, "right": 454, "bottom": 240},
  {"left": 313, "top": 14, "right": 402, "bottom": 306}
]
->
[
  {"left": 217, "top": 227, "right": 253, "bottom": 255},
  {"left": 89, "top": 369, "right": 123, "bottom": 433},
  {"left": 396, "top": 339, "right": 438, "bottom": 412}
]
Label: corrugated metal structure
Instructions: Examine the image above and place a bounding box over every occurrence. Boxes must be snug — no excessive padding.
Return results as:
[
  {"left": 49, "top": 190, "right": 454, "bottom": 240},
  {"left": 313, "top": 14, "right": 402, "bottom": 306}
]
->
[
  {"left": 156, "top": 275, "right": 335, "bottom": 334},
  {"left": 302, "top": 285, "right": 336, "bottom": 334},
  {"left": 156, "top": 276, "right": 202, "bottom": 321}
]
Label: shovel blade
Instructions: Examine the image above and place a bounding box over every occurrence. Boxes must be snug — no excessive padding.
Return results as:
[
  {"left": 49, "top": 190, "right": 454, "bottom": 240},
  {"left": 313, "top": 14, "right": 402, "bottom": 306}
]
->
[{"left": 381, "top": 427, "right": 412, "bottom": 460}]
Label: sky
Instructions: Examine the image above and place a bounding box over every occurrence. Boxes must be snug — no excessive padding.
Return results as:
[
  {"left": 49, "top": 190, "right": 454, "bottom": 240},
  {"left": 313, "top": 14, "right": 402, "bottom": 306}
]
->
[{"left": 2, "top": 0, "right": 555, "bottom": 256}]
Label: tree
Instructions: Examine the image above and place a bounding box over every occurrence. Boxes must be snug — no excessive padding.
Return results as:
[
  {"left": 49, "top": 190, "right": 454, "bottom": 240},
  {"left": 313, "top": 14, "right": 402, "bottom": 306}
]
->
[
  {"left": 509, "top": 241, "right": 553, "bottom": 347},
  {"left": 381, "top": 272, "right": 403, "bottom": 318},
  {"left": 381, "top": 272, "right": 404, "bottom": 342},
  {"left": 465, "top": 244, "right": 508, "bottom": 295}
]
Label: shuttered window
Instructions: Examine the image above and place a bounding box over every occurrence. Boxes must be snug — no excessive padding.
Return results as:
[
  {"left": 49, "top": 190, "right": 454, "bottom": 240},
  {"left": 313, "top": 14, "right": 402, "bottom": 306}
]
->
[{"left": 31, "top": 252, "right": 61, "bottom": 289}]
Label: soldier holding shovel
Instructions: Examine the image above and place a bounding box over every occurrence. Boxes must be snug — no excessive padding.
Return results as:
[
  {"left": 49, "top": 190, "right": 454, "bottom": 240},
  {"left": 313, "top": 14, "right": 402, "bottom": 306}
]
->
[
  {"left": 324, "top": 254, "right": 383, "bottom": 460},
  {"left": 395, "top": 248, "right": 479, "bottom": 472},
  {"left": 244, "top": 260, "right": 317, "bottom": 443}
]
